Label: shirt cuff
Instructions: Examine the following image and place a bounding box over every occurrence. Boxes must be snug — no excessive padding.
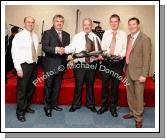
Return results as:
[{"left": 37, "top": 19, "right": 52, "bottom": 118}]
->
[
  {"left": 15, "top": 64, "right": 22, "bottom": 71},
  {"left": 64, "top": 47, "right": 68, "bottom": 54},
  {"left": 55, "top": 47, "right": 58, "bottom": 54}
]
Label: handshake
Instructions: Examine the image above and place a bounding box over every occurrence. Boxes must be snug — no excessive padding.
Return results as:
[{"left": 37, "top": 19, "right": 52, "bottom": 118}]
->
[{"left": 56, "top": 47, "right": 65, "bottom": 55}]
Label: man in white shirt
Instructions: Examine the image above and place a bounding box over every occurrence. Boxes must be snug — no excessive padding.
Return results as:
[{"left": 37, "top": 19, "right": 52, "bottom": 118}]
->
[
  {"left": 97, "top": 14, "right": 127, "bottom": 117},
  {"left": 12, "top": 16, "right": 39, "bottom": 122},
  {"left": 60, "top": 18, "right": 101, "bottom": 112}
]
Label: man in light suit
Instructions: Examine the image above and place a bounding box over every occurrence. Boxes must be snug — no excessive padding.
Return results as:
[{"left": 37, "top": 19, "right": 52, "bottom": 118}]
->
[{"left": 123, "top": 17, "right": 151, "bottom": 128}]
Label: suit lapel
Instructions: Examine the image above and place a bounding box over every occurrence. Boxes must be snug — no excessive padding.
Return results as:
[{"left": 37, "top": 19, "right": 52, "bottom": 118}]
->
[
  {"left": 51, "top": 26, "right": 59, "bottom": 39},
  {"left": 51, "top": 27, "right": 63, "bottom": 47},
  {"left": 62, "top": 31, "right": 66, "bottom": 46},
  {"left": 131, "top": 32, "right": 142, "bottom": 51}
]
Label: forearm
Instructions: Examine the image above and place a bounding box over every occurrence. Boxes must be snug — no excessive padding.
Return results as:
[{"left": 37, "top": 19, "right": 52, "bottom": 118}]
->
[{"left": 64, "top": 44, "right": 75, "bottom": 54}]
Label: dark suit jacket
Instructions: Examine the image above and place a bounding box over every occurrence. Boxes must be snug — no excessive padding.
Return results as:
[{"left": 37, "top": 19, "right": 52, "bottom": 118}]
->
[
  {"left": 126, "top": 32, "right": 151, "bottom": 80},
  {"left": 42, "top": 26, "right": 70, "bottom": 73}
]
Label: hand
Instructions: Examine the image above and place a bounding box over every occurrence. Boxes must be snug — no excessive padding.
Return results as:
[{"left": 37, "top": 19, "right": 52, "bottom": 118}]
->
[
  {"left": 57, "top": 47, "right": 65, "bottom": 55},
  {"left": 123, "top": 65, "right": 126, "bottom": 73},
  {"left": 98, "top": 55, "right": 104, "bottom": 60},
  {"left": 17, "top": 70, "right": 23, "bottom": 78},
  {"left": 67, "top": 55, "right": 73, "bottom": 61},
  {"left": 138, "top": 76, "right": 146, "bottom": 83}
]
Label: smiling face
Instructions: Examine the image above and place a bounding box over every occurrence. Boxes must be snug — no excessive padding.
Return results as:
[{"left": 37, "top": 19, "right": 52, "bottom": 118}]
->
[
  {"left": 53, "top": 17, "right": 64, "bottom": 31},
  {"left": 24, "top": 17, "right": 35, "bottom": 32},
  {"left": 128, "top": 19, "right": 140, "bottom": 34},
  {"left": 110, "top": 17, "right": 120, "bottom": 31},
  {"left": 82, "top": 18, "right": 92, "bottom": 33}
]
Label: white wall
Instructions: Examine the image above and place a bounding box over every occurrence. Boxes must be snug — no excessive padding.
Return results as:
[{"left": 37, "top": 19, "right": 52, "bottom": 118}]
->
[{"left": 5, "top": 5, "right": 155, "bottom": 75}]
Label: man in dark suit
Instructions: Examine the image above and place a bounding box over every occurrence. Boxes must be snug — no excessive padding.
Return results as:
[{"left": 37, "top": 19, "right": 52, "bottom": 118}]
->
[{"left": 42, "top": 14, "right": 70, "bottom": 117}]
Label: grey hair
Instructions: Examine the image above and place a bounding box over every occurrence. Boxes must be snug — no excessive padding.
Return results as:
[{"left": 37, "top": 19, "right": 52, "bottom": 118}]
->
[
  {"left": 82, "top": 18, "right": 92, "bottom": 25},
  {"left": 52, "top": 14, "right": 64, "bottom": 21}
]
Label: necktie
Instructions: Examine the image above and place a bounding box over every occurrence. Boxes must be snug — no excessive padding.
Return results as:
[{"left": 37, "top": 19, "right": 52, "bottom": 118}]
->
[
  {"left": 58, "top": 31, "right": 62, "bottom": 42},
  {"left": 30, "top": 33, "right": 37, "bottom": 62},
  {"left": 110, "top": 32, "right": 117, "bottom": 55},
  {"left": 96, "top": 37, "right": 102, "bottom": 51},
  {"left": 125, "top": 36, "right": 134, "bottom": 64},
  {"left": 85, "top": 33, "right": 95, "bottom": 63}
]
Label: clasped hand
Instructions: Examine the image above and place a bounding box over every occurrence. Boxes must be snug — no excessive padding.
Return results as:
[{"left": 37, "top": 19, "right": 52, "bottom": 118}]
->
[{"left": 57, "top": 47, "right": 65, "bottom": 55}]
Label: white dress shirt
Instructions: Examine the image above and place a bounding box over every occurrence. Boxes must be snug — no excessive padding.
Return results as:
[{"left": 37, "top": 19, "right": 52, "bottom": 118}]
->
[
  {"left": 65, "top": 31, "right": 101, "bottom": 63},
  {"left": 11, "top": 29, "right": 39, "bottom": 71},
  {"left": 101, "top": 29, "right": 127, "bottom": 57}
]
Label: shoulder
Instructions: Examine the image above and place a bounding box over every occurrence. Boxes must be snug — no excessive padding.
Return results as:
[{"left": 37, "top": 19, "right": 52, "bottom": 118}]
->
[
  {"left": 13, "top": 30, "right": 25, "bottom": 41},
  {"left": 118, "top": 30, "right": 127, "bottom": 36},
  {"left": 62, "top": 30, "right": 70, "bottom": 37},
  {"left": 73, "top": 31, "right": 83, "bottom": 38},
  {"left": 15, "top": 30, "right": 24, "bottom": 37},
  {"left": 140, "top": 32, "right": 150, "bottom": 40},
  {"left": 43, "top": 29, "right": 52, "bottom": 35},
  {"left": 103, "top": 29, "right": 111, "bottom": 35}
]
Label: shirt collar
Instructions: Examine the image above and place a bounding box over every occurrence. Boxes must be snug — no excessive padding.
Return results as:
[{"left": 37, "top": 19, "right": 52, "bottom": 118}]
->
[
  {"left": 24, "top": 28, "right": 32, "bottom": 35},
  {"left": 56, "top": 30, "right": 62, "bottom": 34},
  {"left": 84, "top": 31, "right": 93, "bottom": 35},
  {"left": 111, "top": 29, "right": 119, "bottom": 34},
  {"left": 131, "top": 30, "right": 140, "bottom": 39}
]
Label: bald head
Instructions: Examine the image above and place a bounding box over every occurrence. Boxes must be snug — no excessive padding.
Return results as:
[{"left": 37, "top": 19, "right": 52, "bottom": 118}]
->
[
  {"left": 82, "top": 18, "right": 92, "bottom": 33},
  {"left": 82, "top": 18, "right": 92, "bottom": 25},
  {"left": 24, "top": 16, "right": 35, "bottom": 32},
  {"left": 24, "top": 16, "right": 35, "bottom": 23}
]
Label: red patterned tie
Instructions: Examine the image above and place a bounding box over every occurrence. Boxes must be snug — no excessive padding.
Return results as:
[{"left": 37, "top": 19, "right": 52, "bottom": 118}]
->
[{"left": 126, "top": 36, "right": 134, "bottom": 64}]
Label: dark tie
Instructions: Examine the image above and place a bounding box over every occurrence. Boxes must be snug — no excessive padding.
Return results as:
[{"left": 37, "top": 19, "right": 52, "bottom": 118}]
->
[
  {"left": 58, "top": 31, "right": 62, "bottom": 42},
  {"left": 57, "top": 31, "right": 63, "bottom": 47},
  {"left": 85, "top": 33, "right": 95, "bottom": 63}
]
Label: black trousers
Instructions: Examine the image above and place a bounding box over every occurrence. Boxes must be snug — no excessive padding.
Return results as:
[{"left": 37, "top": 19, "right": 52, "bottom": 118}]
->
[
  {"left": 72, "top": 61, "right": 96, "bottom": 107},
  {"left": 16, "top": 62, "right": 37, "bottom": 115},
  {"left": 100, "top": 59, "right": 124, "bottom": 109},
  {"left": 44, "top": 70, "right": 63, "bottom": 109}
]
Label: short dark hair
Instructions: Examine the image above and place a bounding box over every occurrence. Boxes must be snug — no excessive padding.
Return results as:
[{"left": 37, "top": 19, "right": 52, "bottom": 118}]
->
[
  {"left": 52, "top": 14, "right": 64, "bottom": 21},
  {"left": 11, "top": 26, "right": 19, "bottom": 34},
  {"left": 128, "top": 17, "right": 140, "bottom": 24},
  {"left": 110, "top": 14, "right": 120, "bottom": 21}
]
